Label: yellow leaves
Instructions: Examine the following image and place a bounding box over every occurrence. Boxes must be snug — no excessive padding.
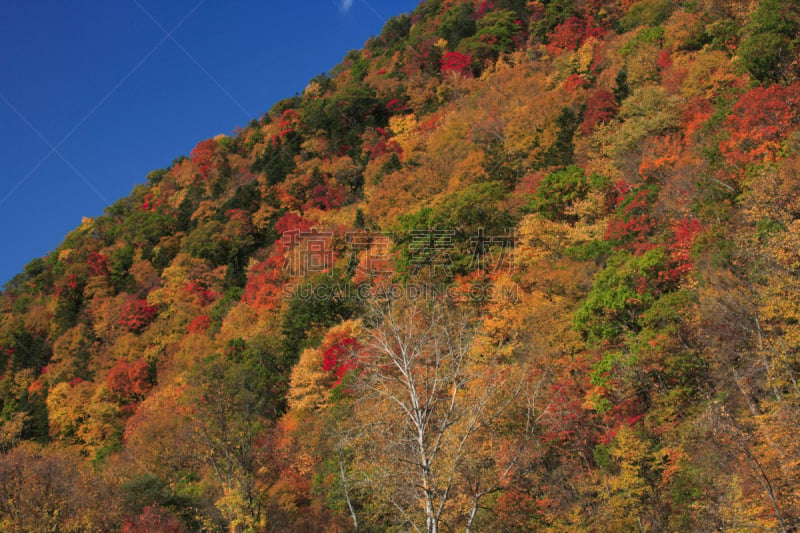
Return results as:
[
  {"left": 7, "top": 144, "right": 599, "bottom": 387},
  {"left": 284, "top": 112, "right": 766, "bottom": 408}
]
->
[
  {"left": 171, "top": 157, "right": 196, "bottom": 188},
  {"left": 121, "top": 382, "right": 194, "bottom": 474},
  {"left": 677, "top": 50, "right": 740, "bottom": 100},
  {"left": 303, "top": 80, "right": 324, "bottom": 99},
  {"left": 473, "top": 275, "right": 523, "bottom": 359},
  {"left": 517, "top": 212, "right": 604, "bottom": 264},
  {"left": 593, "top": 424, "right": 655, "bottom": 530},
  {"left": 575, "top": 36, "right": 601, "bottom": 74},
  {"left": 388, "top": 113, "right": 422, "bottom": 155},
  {"left": 662, "top": 9, "right": 706, "bottom": 52},
  {"left": 57, "top": 249, "right": 73, "bottom": 262},
  {"left": 191, "top": 199, "right": 220, "bottom": 224},
  {"left": 287, "top": 346, "right": 330, "bottom": 413},
  {"left": 215, "top": 488, "right": 268, "bottom": 532},
  {"left": 46, "top": 381, "right": 89, "bottom": 442},
  {"left": 218, "top": 300, "right": 275, "bottom": 342},
  {"left": 447, "top": 149, "right": 487, "bottom": 191}
]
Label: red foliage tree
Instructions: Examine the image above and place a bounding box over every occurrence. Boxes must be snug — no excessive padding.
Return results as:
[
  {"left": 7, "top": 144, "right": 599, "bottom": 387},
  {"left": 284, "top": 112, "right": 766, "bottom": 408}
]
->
[
  {"left": 720, "top": 82, "right": 800, "bottom": 167},
  {"left": 604, "top": 188, "right": 657, "bottom": 255},
  {"left": 190, "top": 138, "right": 218, "bottom": 181},
  {"left": 322, "top": 336, "right": 361, "bottom": 385},
  {"left": 386, "top": 98, "right": 408, "bottom": 113},
  {"left": 55, "top": 274, "right": 81, "bottom": 300},
  {"left": 276, "top": 212, "right": 314, "bottom": 237},
  {"left": 562, "top": 73, "right": 588, "bottom": 92},
  {"left": 441, "top": 51, "right": 474, "bottom": 78},
  {"left": 141, "top": 192, "right": 165, "bottom": 212},
  {"left": 546, "top": 16, "right": 604, "bottom": 57},
  {"left": 182, "top": 280, "right": 216, "bottom": 306},
  {"left": 278, "top": 109, "right": 302, "bottom": 138},
  {"left": 186, "top": 314, "right": 211, "bottom": 334},
  {"left": 403, "top": 37, "right": 439, "bottom": 77},
  {"left": 660, "top": 217, "right": 704, "bottom": 283},
  {"left": 87, "top": 251, "right": 109, "bottom": 276},
  {"left": 117, "top": 297, "right": 159, "bottom": 333},
  {"left": 579, "top": 90, "right": 618, "bottom": 134},
  {"left": 368, "top": 127, "right": 403, "bottom": 159},
  {"left": 107, "top": 359, "right": 152, "bottom": 401},
  {"left": 304, "top": 180, "right": 348, "bottom": 211}
]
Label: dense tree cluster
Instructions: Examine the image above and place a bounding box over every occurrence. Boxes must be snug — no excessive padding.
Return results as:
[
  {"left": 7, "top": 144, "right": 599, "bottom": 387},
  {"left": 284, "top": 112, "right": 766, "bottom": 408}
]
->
[{"left": 2, "top": 0, "right": 800, "bottom": 530}]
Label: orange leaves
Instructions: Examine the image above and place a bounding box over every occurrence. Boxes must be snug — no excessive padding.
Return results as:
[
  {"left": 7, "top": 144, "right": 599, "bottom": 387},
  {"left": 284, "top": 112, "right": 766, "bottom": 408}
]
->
[
  {"left": 106, "top": 359, "right": 152, "bottom": 401},
  {"left": 638, "top": 135, "right": 680, "bottom": 183},
  {"left": 720, "top": 82, "right": 800, "bottom": 167},
  {"left": 546, "top": 16, "right": 605, "bottom": 57},
  {"left": 242, "top": 256, "right": 286, "bottom": 312}
]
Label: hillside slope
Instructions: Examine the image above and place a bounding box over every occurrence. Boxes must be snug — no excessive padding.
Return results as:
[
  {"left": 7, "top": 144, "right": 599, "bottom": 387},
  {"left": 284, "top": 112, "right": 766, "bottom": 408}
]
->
[{"left": 2, "top": 0, "right": 800, "bottom": 531}]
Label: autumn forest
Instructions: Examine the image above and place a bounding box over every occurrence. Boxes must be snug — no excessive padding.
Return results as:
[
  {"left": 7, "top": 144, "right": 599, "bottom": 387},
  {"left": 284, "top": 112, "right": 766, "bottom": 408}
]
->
[{"left": 2, "top": 0, "right": 800, "bottom": 531}]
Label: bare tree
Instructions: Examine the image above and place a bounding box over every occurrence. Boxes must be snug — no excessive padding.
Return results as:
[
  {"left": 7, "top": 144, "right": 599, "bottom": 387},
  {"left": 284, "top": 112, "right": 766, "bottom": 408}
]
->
[{"left": 339, "top": 297, "right": 546, "bottom": 533}]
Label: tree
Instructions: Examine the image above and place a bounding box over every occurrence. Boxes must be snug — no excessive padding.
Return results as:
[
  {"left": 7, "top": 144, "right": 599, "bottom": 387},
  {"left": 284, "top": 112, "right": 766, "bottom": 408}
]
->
[
  {"left": 185, "top": 352, "right": 274, "bottom": 531},
  {"left": 340, "top": 298, "right": 545, "bottom": 533},
  {"left": 738, "top": 0, "right": 800, "bottom": 83}
]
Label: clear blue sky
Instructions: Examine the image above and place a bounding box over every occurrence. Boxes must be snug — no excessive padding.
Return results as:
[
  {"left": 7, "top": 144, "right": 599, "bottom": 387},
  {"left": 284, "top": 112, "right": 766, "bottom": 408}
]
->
[{"left": 0, "top": 0, "right": 420, "bottom": 288}]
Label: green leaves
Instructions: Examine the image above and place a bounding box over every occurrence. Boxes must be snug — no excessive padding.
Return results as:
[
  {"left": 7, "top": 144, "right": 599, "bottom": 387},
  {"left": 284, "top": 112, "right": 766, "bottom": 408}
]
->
[
  {"left": 394, "top": 182, "right": 516, "bottom": 279},
  {"left": 529, "top": 165, "right": 607, "bottom": 222},
  {"left": 574, "top": 248, "right": 667, "bottom": 344},
  {"left": 739, "top": 0, "right": 800, "bottom": 83}
]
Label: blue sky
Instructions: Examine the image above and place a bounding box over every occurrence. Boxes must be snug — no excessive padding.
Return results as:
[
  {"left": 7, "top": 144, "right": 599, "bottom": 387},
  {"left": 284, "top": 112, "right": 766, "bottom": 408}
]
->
[{"left": 0, "top": 0, "right": 420, "bottom": 287}]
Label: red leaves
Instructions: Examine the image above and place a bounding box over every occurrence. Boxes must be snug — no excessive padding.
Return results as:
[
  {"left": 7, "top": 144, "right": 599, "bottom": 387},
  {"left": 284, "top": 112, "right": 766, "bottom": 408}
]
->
[
  {"left": 579, "top": 90, "right": 618, "bottom": 134},
  {"left": 720, "top": 82, "right": 800, "bottom": 167},
  {"left": 141, "top": 192, "right": 165, "bottom": 212},
  {"left": 186, "top": 314, "right": 211, "bottom": 334},
  {"left": 656, "top": 49, "right": 672, "bottom": 71},
  {"left": 322, "top": 336, "right": 360, "bottom": 385},
  {"left": 27, "top": 379, "right": 45, "bottom": 397},
  {"left": 86, "top": 252, "right": 109, "bottom": 276},
  {"left": 546, "top": 16, "right": 605, "bottom": 57},
  {"left": 305, "top": 180, "right": 347, "bottom": 211},
  {"left": 660, "top": 217, "right": 704, "bottom": 283},
  {"left": 56, "top": 274, "right": 81, "bottom": 300},
  {"left": 386, "top": 99, "right": 408, "bottom": 113},
  {"left": 117, "top": 297, "right": 158, "bottom": 333},
  {"left": 368, "top": 126, "right": 403, "bottom": 159},
  {"left": 107, "top": 359, "right": 152, "bottom": 401},
  {"left": 562, "top": 73, "right": 588, "bottom": 92},
  {"left": 475, "top": 0, "right": 494, "bottom": 19},
  {"left": 604, "top": 188, "right": 657, "bottom": 255},
  {"left": 279, "top": 109, "right": 302, "bottom": 138},
  {"left": 276, "top": 212, "right": 315, "bottom": 243},
  {"left": 190, "top": 138, "right": 218, "bottom": 181},
  {"left": 183, "top": 280, "right": 216, "bottom": 306},
  {"left": 441, "top": 51, "right": 473, "bottom": 77}
]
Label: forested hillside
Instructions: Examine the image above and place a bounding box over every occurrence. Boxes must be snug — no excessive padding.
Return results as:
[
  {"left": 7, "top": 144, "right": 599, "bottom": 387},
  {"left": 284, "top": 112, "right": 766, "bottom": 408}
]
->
[{"left": 2, "top": 0, "right": 800, "bottom": 530}]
